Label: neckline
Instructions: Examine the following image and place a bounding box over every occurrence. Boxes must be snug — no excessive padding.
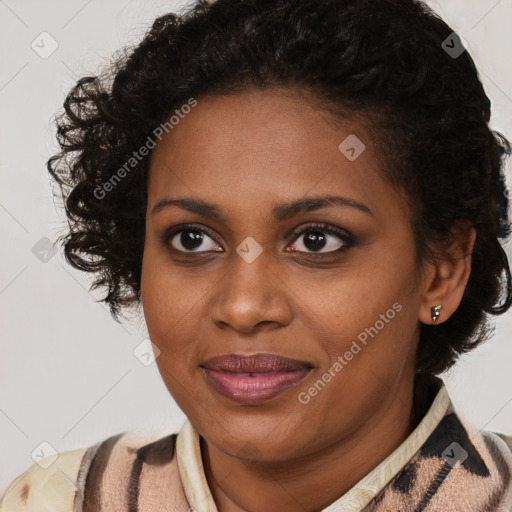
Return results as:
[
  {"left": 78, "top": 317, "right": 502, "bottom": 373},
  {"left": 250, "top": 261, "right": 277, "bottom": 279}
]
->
[{"left": 175, "top": 376, "right": 451, "bottom": 512}]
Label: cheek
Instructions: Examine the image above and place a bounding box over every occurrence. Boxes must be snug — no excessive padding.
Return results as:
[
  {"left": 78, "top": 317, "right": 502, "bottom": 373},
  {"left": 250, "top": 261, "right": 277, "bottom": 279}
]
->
[
  {"left": 310, "top": 249, "right": 420, "bottom": 378},
  {"left": 311, "top": 265, "right": 410, "bottom": 339},
  {"left": 141, "top": 242, "right": 192, "bottom": 329},
  {"left": 140, "top": 245, "right": 216, "bottom": 382},
  {"left": 141, "top": 259, "right": 200, "bottom": 407},
  {"left": 318, "top": 294, "right": 415, "bottom": 389},
  {"left": 140, "top": 248, "right": 193, "bottom": 367}
]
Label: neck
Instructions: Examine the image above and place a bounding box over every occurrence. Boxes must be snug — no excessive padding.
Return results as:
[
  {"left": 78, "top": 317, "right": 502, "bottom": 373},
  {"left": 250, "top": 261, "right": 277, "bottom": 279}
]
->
[{"left": 201, "top": 375, "right": 427, "bottom": 512}]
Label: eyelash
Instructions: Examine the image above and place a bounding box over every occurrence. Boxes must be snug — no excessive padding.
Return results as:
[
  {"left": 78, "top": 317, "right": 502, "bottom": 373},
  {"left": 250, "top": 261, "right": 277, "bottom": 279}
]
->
[{"left": 161, "top": 222, "right": 354, "bottom": 257}]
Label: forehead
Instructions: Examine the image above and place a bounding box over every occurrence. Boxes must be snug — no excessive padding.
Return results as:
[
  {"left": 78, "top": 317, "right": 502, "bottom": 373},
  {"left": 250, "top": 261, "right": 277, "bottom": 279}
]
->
[{"left": 147, "top": 88, "right": 407, "bottom": 222}]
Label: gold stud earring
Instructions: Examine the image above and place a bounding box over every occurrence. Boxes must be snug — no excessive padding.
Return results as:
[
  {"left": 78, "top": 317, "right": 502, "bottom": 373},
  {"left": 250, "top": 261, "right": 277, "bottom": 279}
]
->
[{"left": 431, "top": 304, "right": 442, "bottom": 323}]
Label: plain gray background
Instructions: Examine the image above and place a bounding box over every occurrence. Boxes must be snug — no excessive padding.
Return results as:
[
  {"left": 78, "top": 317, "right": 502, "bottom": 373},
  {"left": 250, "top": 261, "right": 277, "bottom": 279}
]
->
[{"left": 1, "top": 0, "right": 511, "bottom": 495}]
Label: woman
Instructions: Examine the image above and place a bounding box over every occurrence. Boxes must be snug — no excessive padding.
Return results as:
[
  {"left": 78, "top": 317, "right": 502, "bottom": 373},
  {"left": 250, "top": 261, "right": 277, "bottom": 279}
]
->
[{"left": 2, "top": 0, "right": 512, "bottom": 510}]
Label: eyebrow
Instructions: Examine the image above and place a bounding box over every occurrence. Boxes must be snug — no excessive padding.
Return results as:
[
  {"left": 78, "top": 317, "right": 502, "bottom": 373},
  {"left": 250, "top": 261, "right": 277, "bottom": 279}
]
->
[{"left": 151, "top": 195, "right": 373, "bottom": 221}]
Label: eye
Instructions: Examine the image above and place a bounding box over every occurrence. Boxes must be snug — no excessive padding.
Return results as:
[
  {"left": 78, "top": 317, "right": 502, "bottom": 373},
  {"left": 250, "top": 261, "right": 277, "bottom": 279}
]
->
[
  {"left": 287, "top": 222, "right": 353, "bottom": 254},
  {"left": 161, "top": 222, "right": 353, "bottom": 256},
  {"left": 163, "top": 224, "right": 222, "bottom": 253}
]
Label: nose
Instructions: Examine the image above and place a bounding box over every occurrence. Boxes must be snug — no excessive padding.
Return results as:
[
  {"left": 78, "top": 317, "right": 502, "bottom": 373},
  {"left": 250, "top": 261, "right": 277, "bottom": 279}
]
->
[{"left": 209, "top": 250, "right": 293, "bottom": 334}]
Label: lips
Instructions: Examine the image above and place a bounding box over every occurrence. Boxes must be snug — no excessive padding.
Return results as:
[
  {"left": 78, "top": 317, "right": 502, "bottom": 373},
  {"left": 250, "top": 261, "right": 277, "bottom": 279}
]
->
[
  {"left": 201, "top": 353, "right": 313, "bottom": 404},
  {"left": 202, "top": 353, "right": 312, "bottom": 373}
]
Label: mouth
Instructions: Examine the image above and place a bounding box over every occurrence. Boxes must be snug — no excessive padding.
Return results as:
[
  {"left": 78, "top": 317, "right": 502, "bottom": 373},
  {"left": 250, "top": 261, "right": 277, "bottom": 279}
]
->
[{"left": 200, "top": 353, "right": 314, "bottom": 404}]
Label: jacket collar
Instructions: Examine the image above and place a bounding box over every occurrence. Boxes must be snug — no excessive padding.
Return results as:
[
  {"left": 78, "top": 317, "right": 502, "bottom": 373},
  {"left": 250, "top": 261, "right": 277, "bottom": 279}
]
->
[{"left": 175, "top": 376, "right": 451, "bottom": 512}]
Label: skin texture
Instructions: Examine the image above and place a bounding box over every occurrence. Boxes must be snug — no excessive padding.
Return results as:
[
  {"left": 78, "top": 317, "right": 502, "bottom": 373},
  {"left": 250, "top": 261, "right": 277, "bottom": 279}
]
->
[{"left": 141, "top": 88, "right": 476, "bottom": 512}]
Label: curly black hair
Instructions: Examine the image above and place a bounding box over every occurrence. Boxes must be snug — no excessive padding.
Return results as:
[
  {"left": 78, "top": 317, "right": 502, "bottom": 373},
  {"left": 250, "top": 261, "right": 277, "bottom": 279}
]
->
[{"left": 47, "top": 0, "right": 512, "bottom": 376}]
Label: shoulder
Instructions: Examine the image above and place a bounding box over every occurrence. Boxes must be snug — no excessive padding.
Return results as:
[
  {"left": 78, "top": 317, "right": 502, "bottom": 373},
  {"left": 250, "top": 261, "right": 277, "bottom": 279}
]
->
[
  {"left": 0, "top": 431, "right": 184, "bottom": 512},
  {"left": 493, "top": 431, "right": 512, "bottom": 453},
  {"left": 0, "top": 445, "right": 88, "bottom": 512}
]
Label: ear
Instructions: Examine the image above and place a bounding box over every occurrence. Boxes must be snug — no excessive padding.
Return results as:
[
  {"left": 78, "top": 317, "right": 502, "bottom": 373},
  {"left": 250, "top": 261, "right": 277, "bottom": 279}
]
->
[{"left": 419, "top": 222, "right": 477, "bottom": 325}]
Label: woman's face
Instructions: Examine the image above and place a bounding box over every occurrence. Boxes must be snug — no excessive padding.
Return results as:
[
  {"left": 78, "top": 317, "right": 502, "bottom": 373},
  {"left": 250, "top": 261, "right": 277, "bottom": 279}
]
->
[{"left": 141, "top": 88, "right": 427, "bottom": 461}]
